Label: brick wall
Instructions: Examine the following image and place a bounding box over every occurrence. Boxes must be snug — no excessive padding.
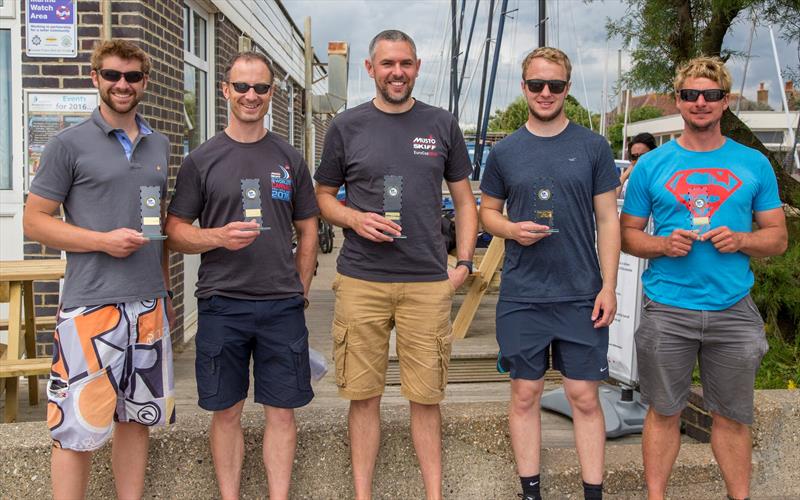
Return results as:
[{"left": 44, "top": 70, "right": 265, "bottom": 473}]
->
[
  {"left": 19, "top": 0, "right": 186, "bottom": 353},
  {"left": 681, "top": 387, "right": 712, "bottom": 443}
]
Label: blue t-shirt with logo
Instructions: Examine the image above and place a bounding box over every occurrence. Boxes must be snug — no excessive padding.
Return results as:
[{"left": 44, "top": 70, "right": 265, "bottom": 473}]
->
[
  {"left": 622, "top": 138, "right": 781, "bottom": 310},
  {"left": 480, "top": 122, "right": 620, "bottom": 302}
]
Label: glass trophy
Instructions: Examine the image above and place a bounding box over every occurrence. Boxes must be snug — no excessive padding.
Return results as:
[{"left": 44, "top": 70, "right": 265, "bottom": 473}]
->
[
  {"left": 530, "top": 180, "right": 559, "bottom": 233},
  {"left": 383, "top": 175, "right": 406, "bottom": 239},
  {"left": 140, "top": 186, "right": 167, "bottom": 240},
  {"left": 241, "top": 178, "right": 271, "bottom": 231}
]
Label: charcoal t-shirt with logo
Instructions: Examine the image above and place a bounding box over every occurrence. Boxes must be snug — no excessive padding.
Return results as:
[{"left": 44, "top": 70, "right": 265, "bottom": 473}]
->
[
  {"left": 168, "top": 131, "right": 319, "bottom": 300},
  {"left": 315, "top": 100, "right": 472, "bottom": 282},
  {"left": 480, "top": 122, "right": 620, "bottom": 302}
]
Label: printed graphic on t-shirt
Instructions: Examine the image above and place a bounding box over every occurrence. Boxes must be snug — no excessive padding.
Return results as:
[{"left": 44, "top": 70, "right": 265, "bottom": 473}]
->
[
  {"left": 665, "top": 168, "right": 742, "bottom": 232},
  {"left": 271, "top": 164, "right": 293, "bottom": 201},
  {"left": 411, "top": 135, "right": 439, "bottom": 157}
]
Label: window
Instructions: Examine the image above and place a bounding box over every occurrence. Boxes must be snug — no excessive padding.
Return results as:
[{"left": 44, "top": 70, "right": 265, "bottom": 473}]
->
[
  {"left": 183, "top": 2, "right": 212, "bottom": 155},
  {"left": 0, "top": 29, "right": 10, "bottom": 189},
  {"left": 755, "top": 130, "right": 784, "bottom": 145}
]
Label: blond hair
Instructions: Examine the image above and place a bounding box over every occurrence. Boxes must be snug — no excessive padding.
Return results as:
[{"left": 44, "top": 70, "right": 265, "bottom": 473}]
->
[
  {"left": 521, "top": 47, "right": 572, "bottom": 81},
  {"left": 91, "top": 39, "right": 151, "bottom": 74},
  {"left": 674, "top": 56, "right": 732, "bottom": 93}
]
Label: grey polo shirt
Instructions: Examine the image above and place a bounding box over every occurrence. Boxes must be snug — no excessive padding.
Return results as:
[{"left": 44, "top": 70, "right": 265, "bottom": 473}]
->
[{"left": 29, "top": 107, "right": 170, "bottom": 308}]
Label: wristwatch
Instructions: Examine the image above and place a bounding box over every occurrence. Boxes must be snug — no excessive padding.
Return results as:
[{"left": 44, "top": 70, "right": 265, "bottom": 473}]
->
[
  {"left": 166, "top": 290, "right": 174, "bottom": 300},
  {"left": 456, "top": 260, "right": 474, "bottom": 274}
]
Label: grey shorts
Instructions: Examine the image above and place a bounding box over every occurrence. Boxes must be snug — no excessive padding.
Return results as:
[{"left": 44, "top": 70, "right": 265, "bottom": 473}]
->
[{"left": 635, "top": 294, "right": 768, "bottom": 424}]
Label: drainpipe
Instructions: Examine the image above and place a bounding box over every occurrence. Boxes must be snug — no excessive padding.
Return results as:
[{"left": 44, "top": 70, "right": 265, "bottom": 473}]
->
[{"left": 102, "top": 0, "right": 112, "bottom": 40}]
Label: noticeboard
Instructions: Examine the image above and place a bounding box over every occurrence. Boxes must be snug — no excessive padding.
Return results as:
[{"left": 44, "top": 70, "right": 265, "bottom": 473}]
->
[
  {"left": 25, "top": 0, "right": 77, "bottom": 58},
  {"left": 24, "top": 89, "right": 97, "bottom": 188}
]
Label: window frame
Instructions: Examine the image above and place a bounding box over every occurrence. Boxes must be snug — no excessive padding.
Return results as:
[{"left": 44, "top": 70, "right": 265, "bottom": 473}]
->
[{"left": 183, "top": 0, "right": 215, "bottom": 152}]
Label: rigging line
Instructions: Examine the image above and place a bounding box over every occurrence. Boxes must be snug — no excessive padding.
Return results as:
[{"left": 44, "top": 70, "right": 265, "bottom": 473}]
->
[
  {"left": 567, "top": 1, "right": 594, "bottom": 130},
  {"left": 735, "top": 8, "right": 757, "bottom": 116},
  {"left": 460, "top": 28, "right": 489, "bottom": 123},
  {"left": 457, "top": 0, "right": 482, "bottom": 108},
  {"left": 432, "top": 4, "right": 454, "bottom": 106},
  {"left": 502, "top": 0, "right": 520, "bottom": 108},
  {"left": 418, "top": 1, "right": 447, "bottom": 101}
]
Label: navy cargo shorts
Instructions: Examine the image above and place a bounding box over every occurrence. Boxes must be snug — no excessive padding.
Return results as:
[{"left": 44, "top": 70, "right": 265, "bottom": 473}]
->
[{"left": 195, "top": 295, "right": 313, "bottom": 411}]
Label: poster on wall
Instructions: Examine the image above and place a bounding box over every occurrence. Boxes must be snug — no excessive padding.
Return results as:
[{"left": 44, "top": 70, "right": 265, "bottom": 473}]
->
[
  {"left": 25, "top": 0, "right": 77, "bottom": 58},
  {"left": 25, "top": 90, "right": 97, "bottom": 188}
]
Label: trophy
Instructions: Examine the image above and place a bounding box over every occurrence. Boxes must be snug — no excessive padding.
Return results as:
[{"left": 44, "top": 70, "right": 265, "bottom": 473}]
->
[
  {"left": 530, "top": 179, "right": 559, "bottom": 233},
  {"left": 140, "top": 186, "right": 167, "bottom": 240},
  {"left": 383, "top": 175, "right": 406, "bottom": 239},
  {"left": 241, "top": 178, "right": 271, "bottom": 231}
]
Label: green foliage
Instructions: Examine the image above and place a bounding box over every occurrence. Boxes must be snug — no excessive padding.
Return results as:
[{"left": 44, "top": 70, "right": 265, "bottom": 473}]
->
[
  {"left": 755, "top": 334, "right": 800, "bottom": 389},
  {"left": 751, "top": 218, "right": 800, "bottom": 342},
  {"left": 487, "top": 95, "right": 599, "bottom": 133},
  {"left": 608, "top": 106, "right": 664, "bottom": 157}
]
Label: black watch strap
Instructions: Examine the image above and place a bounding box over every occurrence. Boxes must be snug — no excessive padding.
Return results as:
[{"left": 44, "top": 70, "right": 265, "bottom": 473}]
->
[
  {"left": 166, "top": 290, "right": 174, "bottom": 300},
  {"left": 456, "top": 260, "right": 473, "bottom": 274}
]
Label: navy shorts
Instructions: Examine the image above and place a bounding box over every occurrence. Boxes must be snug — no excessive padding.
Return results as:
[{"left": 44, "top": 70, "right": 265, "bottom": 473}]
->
[
  {"left": 496, "top": 299, "right": 609, "bottom": 381},
  {"left": 195, "top": 295, "right": 313, "bottom": 411}
]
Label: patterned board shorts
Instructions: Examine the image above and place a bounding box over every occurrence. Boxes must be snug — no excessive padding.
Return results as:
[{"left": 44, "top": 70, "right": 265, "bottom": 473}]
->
[{"left": 47, "top": 298, "right": 175, "bottom": 451}]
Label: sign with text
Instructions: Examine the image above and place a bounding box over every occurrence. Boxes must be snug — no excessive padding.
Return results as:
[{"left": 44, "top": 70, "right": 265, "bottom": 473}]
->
[
  {"left": 606, "top": 200, "right": 650, "bottom": 387},
  {"left": 25, "top": 0, "right": 77, "bottom": 58},
  {"left": 24, "top": 90, "right": 97, "bottom": 188}
]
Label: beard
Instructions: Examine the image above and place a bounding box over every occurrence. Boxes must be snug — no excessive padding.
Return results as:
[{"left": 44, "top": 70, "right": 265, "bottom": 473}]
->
[
  {"left": 100, "top": 87, "right": 141, "bottom": 114},
  {"left": 377, "top": 78, "right": 414, "bottom": 105},
  {"left": 684, "top": 114, "right": 721, "bottom": 133},
  {"left": 528, "top": 100, "right": 564, "bottom": 122}
]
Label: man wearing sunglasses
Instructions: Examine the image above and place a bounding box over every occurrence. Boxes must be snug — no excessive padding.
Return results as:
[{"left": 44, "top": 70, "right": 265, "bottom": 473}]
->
[
  {"left": 621, "top": 57, "right": 787, "bottom": 500},
  {"left": 23, "top": 40, "right": 175, "bottom": 499},
  {"left": 479, "top": 47, "right": 620, "bottom": 500},
  {"left": 166, "top": 51, "right": 319, "bottom": 500}
]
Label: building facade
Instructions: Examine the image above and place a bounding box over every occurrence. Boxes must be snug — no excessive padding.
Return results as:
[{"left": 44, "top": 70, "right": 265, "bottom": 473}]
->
[{"left": 0, "top": 0, "right": 332, "bottom": 354}]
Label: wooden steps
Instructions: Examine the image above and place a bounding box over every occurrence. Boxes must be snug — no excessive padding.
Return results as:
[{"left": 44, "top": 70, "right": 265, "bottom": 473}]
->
[{"left": 386, "top": 356, "right": 561, "bottom": 385}]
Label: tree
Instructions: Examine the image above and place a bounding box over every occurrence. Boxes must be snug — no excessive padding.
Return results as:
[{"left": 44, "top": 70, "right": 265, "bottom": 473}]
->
[
  {"left": 606, "top": 0, "right": 800, "bottom": 205},
  {"left": 488, "top": 95, "right": 599, "bottom": 132}
]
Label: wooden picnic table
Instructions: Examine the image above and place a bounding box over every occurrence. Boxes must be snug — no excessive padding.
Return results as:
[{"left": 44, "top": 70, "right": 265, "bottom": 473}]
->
[{"left": 0, "top": 259, "right": 65, "bottom": 423}]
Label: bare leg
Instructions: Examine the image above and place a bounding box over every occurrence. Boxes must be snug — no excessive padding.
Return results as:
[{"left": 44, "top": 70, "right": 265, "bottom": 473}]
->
[
  {"left": 210, "top": 400, "right": 246, "bottom": 500},
  {"left": 51, "top": 448, "right": 92, "bottom": 500},
  {"left": 349, "top": 396, "right": 382, "bottom": 500},
  {"left": 563, "top": 378, "right": 605, "bottom": 485},
  {"left": 710, "top": 412, "right": 752, "bottom": 499},
  {"left": 263, "top": 406, "right": 297, "bottom": 500},
  {"left": 410, "top": 401, "right": 442, "bottom": 500},
  {"left": 112, "top": 422, "right": 150, "bottom": 499},
  {"left": 509, "top": 378, "right": 545, "bottom": 477},
  {"left": 642, "top": 409, "right": 682, "bottom": 500}
]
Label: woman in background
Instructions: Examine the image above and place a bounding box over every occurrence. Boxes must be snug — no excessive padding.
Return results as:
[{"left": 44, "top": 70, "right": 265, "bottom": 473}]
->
[{"left": 617, "top": 132, "right": 657, "bottom": 198}]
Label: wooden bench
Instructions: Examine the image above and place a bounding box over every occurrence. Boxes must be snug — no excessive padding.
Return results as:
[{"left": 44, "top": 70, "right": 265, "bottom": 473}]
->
[
  {"left": 0, "top": 316, "right": 57, "bottom": 331},
  {"left": 0, "top": 358, "right": 52, "bottom": 378}
]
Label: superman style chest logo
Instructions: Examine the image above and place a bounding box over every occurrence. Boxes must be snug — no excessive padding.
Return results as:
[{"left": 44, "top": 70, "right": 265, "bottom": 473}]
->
[{"left": 665, "top": 168, "right": 742, "bottom": 231}]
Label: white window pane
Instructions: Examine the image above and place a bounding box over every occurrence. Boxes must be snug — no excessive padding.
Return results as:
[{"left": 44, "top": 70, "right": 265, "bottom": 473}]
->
[
  {"left": 183, "top": 63, "right": 207, "bottom": 154},
  {"left": 193, "top": 12, "right": 206, "bottom": 61},
  {"left": 0, "top": 30, "right": 11, "bottom": 189}
]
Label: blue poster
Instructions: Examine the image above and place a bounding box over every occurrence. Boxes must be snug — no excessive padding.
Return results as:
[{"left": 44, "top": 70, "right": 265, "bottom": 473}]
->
[{"left": 26, "top": 0, "right": 77, "bottom": 58}]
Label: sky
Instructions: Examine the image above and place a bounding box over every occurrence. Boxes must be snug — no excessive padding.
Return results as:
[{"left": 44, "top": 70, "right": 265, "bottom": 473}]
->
[{"left": 283, "top": 0, "right": 798, "bottom": 128}]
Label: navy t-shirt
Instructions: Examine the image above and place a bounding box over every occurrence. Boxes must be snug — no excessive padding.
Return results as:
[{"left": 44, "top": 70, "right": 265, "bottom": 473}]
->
[
  {"left": 480, "top": 122, "right": 619, "bottom": 302},
  {"left": 315, "top": 100, "right": 472, "bottom": 282}
]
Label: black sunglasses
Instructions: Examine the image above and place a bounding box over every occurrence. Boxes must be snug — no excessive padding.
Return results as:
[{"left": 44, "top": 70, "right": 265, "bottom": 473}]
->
[
  {"left": 229, "top": 82, "right": 272, "bottom": 95},
  {"left": 524, "top": 79, "right": 568, "bottom": 94},
  {"left": 630, "top": 153, "right": 643, "bottom": 161},
  {"left": 98, "top": 69, "right": 146, "bottom": 83},
  {"left": 679, "top": 88, "right": 726, "bottom": 102}
]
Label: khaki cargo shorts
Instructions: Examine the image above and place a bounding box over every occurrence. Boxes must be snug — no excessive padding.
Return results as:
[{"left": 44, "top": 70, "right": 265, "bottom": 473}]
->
[{"left": 330, "top": 273, "right": 455, "bottom": 404}]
